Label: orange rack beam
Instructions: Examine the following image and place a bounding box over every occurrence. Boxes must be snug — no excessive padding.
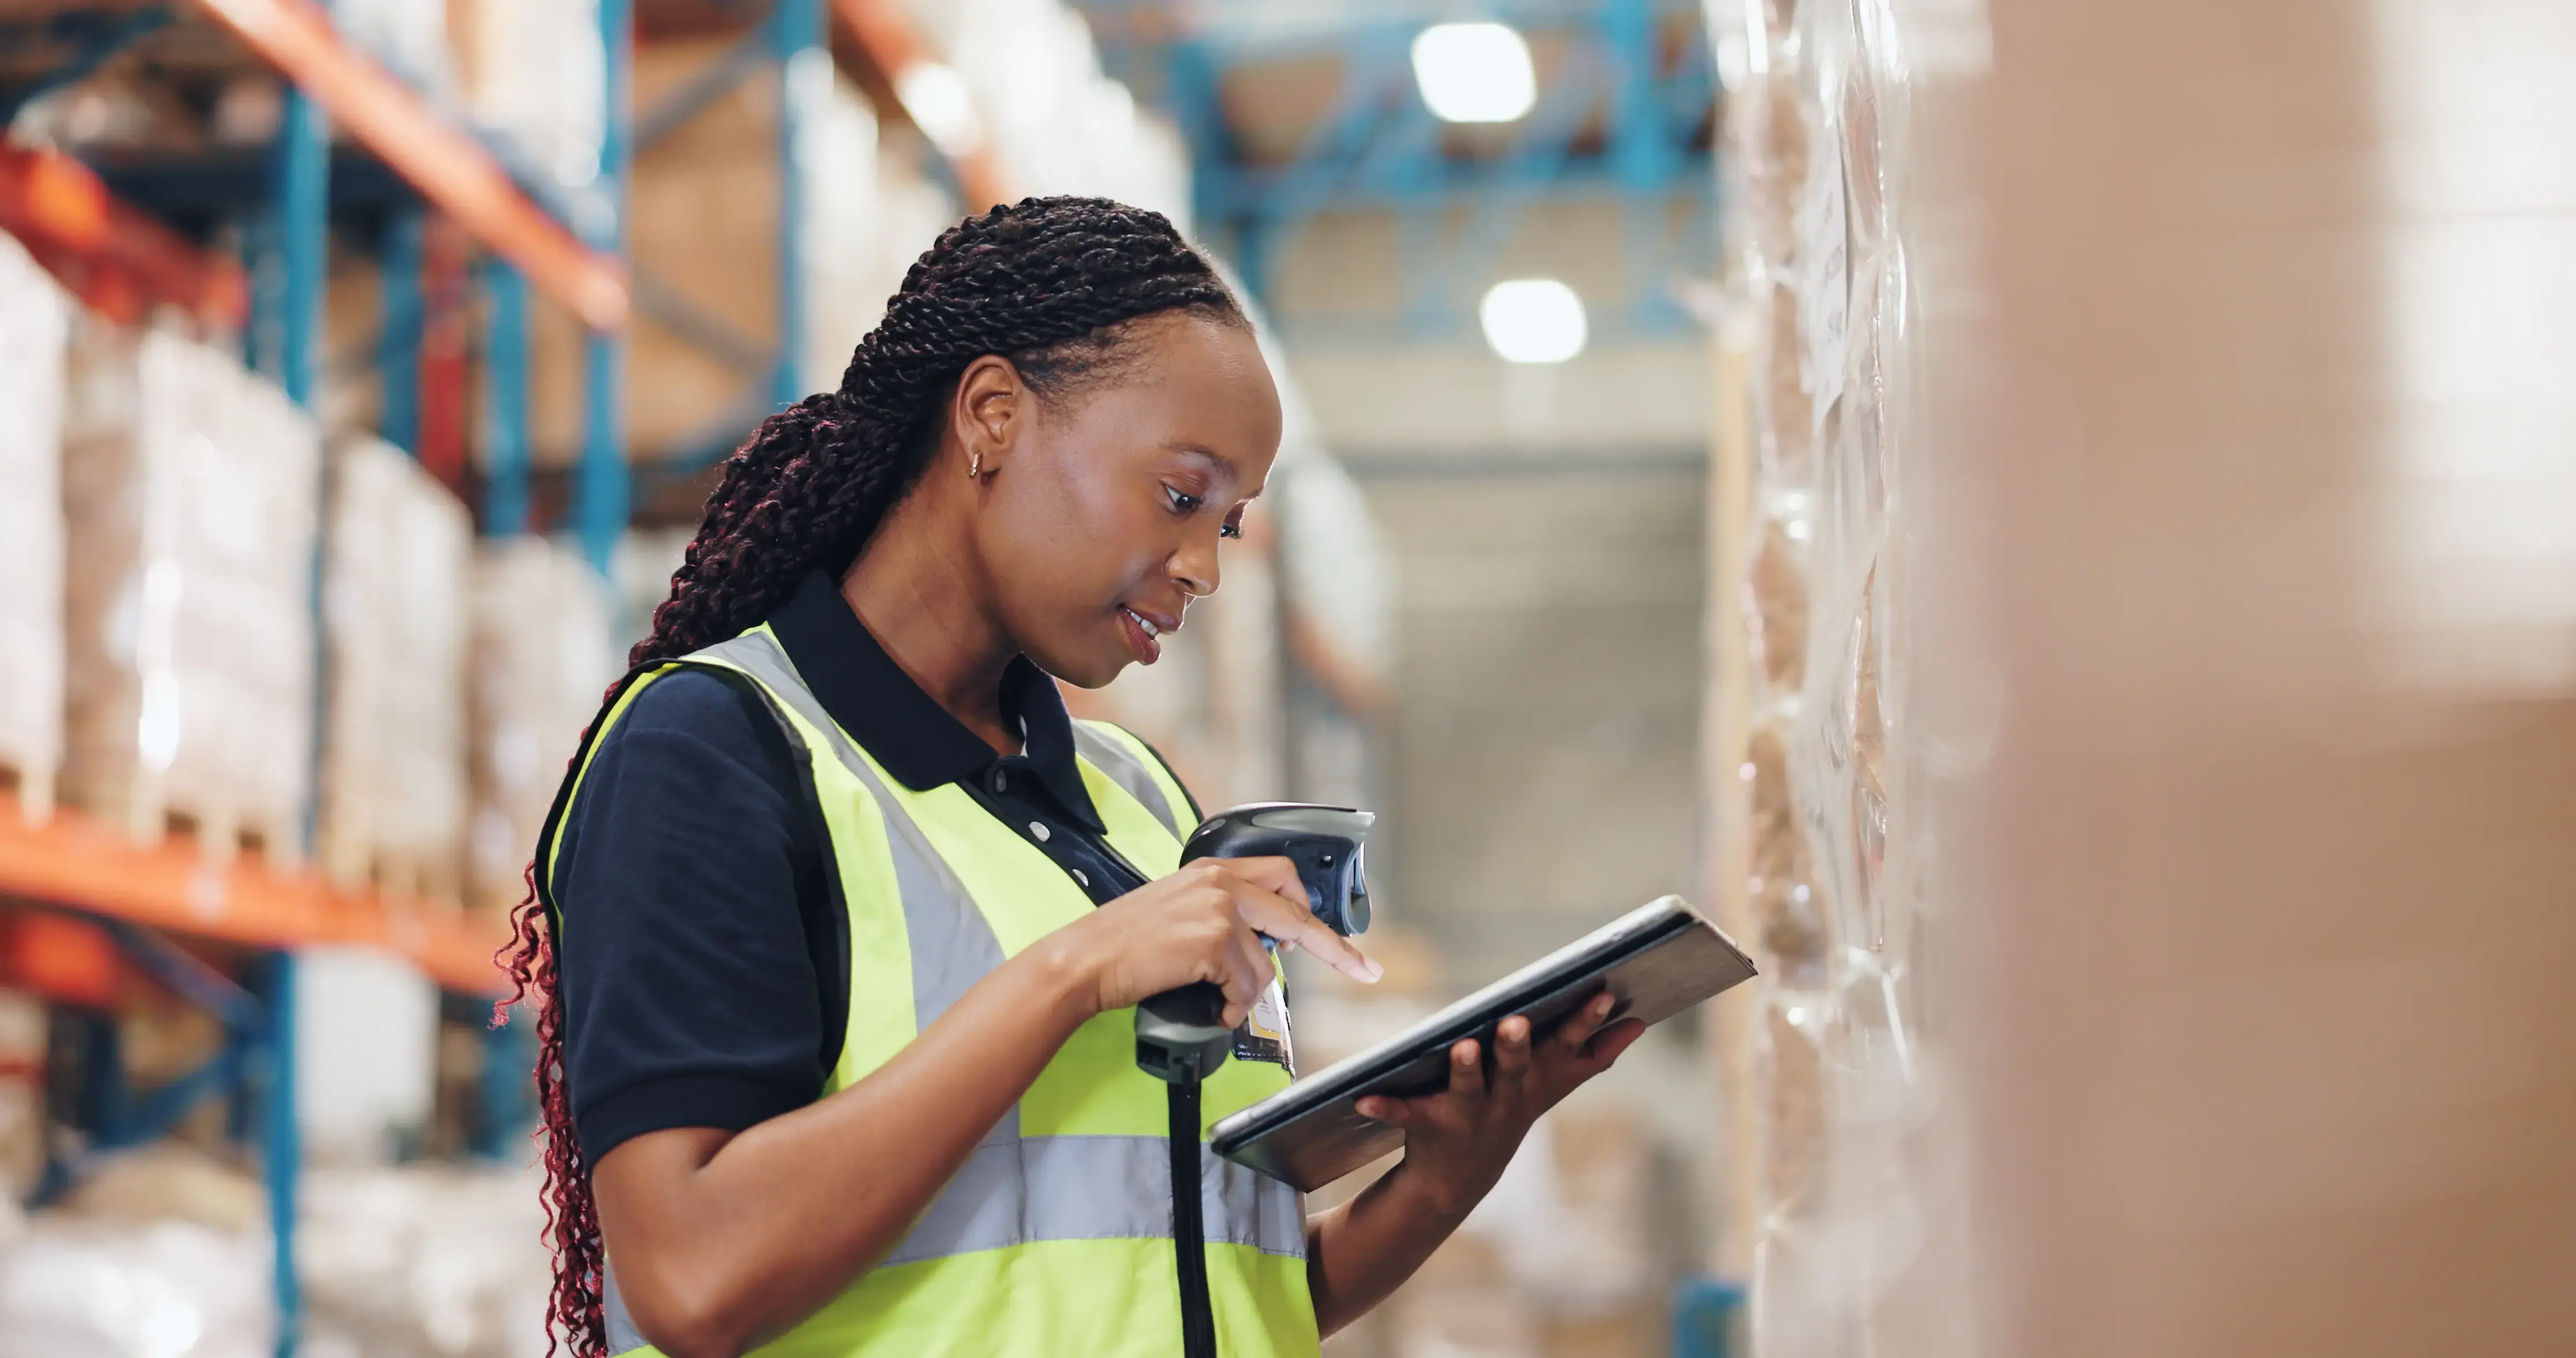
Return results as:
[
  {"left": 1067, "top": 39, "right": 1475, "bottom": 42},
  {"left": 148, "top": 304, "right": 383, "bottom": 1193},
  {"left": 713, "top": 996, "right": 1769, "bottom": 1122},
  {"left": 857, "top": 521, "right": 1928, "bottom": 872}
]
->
[
  {"left": 191, "top": 0, "right": 630, "bottom": 331},
  {"left": 0, "top": 792, "right": 506, "bottom": 995},
  {"left": 0, "top": 143, "right": 251, "bottom": 328}
]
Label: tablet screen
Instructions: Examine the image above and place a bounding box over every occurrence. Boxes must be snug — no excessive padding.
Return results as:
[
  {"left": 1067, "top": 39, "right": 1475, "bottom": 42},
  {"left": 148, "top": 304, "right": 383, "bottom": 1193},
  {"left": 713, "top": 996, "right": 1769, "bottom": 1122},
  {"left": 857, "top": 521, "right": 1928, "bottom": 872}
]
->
[{"left": 1209, "top": 896, "right": 1756, "bottom": 1192}]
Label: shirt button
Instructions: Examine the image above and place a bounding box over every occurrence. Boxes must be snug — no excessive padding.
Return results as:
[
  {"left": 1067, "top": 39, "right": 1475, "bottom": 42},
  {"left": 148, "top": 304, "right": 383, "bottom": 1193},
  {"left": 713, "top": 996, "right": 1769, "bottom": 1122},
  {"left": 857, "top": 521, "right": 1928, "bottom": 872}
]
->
[
  {"left": 1071, "top": 869, "right": 1089, "bottom": 888},
  {"left": 1029, "top": 821, "right": 1051, "bottom": 842},
  {"left": 992, "top": 770, "right": 1009, "bottom": 792}
]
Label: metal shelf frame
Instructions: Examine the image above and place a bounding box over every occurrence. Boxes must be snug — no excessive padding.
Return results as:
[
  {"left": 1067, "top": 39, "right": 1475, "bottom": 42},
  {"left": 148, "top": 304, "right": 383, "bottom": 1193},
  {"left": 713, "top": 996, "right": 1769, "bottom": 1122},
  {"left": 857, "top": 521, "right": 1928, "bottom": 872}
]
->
[
  {"left": 1109, "top": 0, "right": 1720, "bottom": 346},
  {"left": 3, "top": 2, "right": 636, "bottom": 1351}
]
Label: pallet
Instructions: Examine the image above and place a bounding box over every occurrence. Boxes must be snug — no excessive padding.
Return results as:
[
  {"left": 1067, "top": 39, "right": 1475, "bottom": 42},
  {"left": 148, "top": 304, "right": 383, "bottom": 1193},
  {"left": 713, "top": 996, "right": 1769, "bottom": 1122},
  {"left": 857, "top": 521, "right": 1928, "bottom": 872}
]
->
[
  {"left": 320, "top": 837, "right": 464, "bottom": 913},
  {"left": 65, "top": 772, "right": 304, "bottom": 871},
  {"left": 154, "top": 800, "right": 301, "bottom": 873}
]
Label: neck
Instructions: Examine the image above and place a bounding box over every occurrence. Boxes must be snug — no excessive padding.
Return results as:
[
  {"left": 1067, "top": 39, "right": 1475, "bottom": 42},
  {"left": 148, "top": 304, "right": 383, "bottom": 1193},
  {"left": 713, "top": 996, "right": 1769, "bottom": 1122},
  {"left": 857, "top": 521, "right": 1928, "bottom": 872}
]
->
[{"left": 838, "top": 488, "right": 1021, "bottom": 755}]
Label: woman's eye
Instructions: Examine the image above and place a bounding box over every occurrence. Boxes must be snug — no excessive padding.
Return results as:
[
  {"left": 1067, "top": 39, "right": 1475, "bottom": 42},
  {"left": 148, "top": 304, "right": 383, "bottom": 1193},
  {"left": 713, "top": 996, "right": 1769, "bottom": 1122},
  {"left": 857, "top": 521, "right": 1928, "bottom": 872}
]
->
[
  {"left": 1164, "top": 486, "right": 1205, "bottom": 516},
  {"left": 1219, "top": 521, "right": 1243, "bottom": 540}
]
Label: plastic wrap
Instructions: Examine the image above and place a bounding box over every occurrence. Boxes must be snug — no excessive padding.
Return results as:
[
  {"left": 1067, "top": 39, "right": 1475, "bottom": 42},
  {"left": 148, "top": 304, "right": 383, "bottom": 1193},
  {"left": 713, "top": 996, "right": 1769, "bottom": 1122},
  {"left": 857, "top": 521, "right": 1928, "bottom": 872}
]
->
[
  {"left": 1715, "top": 0, "right": 1937, "bottom": 1350},
  {"left": 0, "top": 233, "right": 69, "bottom": 820},
  {"left": 320, "top": 437, "right": 472, "bottom": 901},
  {"left": 943, "top": 0, "right": 1192, "bottom": 232},
  {"left": 299, "top": 1163, "right": 550, "bottom": 1358},
  {"left": 334, "top": 0, "right": 456, "bottom": 99},
  {"left": 450, "top": 0, "right": 604, "bottom": 190},
  {"left": 59, "top": 321, "right": 319, "bottom": 861},
  {"left": 0, "top": 1148, "right": 274, "bottom": 1358},
  {"left": 466, "top": 539, "right": 617, "bottom": 919}
]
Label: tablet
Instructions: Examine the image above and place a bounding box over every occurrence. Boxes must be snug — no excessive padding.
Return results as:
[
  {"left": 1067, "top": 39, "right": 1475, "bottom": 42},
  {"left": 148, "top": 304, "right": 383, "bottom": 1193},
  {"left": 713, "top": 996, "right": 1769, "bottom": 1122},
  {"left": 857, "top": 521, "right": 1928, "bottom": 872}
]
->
[{"left": 1209, "top": 896, "right": 1757, "bottom": 1192}]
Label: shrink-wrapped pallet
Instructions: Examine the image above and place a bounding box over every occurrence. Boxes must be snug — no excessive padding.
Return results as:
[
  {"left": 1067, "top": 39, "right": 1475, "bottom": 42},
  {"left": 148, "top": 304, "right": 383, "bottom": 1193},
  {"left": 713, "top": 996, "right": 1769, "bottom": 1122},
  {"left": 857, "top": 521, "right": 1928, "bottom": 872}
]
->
[
  {"left": 59, "top": 321, "right": 319, "bottom": 861},
  {"left": 466, "top": 539, "right": 615, "bottom": 919},
  {"left": 1709, "top": 0, "right": 1936, "bottom": 1350},
  {"left": 320, "top": 437, "right": 472, "bottom": 901},
  {"left": 336, "top": 0, "right": 455, "bottom": 99},
  {"left": 449, "top": 0, "right": 603, "bottom": 190},
  {"left": 301, "top": 1163, "right": 550, "bottom": 1358},
  {"left": 0, "top": 233, "right": 69, "bottom": 821}
]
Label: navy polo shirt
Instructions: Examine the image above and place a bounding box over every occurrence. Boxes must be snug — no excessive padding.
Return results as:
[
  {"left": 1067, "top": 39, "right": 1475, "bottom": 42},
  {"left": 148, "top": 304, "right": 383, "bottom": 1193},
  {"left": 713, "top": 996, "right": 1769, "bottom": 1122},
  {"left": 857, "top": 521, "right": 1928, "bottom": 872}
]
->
[{"left": 551, "top": 570, "right": 1193, "bottom": 1165}]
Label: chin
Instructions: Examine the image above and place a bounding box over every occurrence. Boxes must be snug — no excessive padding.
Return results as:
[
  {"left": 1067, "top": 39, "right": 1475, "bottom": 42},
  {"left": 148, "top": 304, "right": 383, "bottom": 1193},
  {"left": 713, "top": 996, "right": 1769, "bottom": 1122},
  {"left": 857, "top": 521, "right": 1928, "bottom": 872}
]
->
[{"left": 1029, "top": 646, "right": 1129, "bottom": 691}]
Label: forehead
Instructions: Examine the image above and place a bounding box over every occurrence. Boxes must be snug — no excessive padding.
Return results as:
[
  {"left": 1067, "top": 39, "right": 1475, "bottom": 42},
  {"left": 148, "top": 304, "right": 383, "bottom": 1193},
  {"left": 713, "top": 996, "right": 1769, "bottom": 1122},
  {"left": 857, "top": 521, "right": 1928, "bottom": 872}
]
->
[{"left": 1059, "top": 313, "right": 1283, "bottom": 476}]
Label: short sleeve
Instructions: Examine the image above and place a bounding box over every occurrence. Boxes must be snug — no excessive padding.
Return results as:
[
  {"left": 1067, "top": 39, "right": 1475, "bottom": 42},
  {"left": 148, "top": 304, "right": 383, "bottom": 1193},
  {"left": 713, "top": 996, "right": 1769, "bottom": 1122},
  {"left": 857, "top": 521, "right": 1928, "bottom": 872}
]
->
[{"left": 551, "top": 669, "right": 832, "bottom": 1164}]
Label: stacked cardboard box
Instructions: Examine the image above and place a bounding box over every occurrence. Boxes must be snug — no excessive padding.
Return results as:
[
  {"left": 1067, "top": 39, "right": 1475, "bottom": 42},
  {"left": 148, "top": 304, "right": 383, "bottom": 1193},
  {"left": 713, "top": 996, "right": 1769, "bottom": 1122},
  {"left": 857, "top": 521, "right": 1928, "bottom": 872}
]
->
[
  {"left": 0, "top": 233, "right": 70, "bottom": 821},
  {"left": 59, "top": 321, "right": 319, "bottom": 861},
  {"left": 576, "top": 41, "right": 955, "bottom": 464},
  {"left": 320, "top": 437, "right": 473, "bottom": 903},
  {"left": 466, "top": 539, "right": 616, "bottom": 920}
]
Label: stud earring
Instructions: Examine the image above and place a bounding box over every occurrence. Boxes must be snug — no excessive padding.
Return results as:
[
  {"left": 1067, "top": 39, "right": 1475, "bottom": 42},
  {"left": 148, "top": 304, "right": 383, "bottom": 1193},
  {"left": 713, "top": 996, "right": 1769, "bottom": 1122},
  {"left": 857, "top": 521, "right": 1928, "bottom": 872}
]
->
[{"left": 968, "top": 450, "right": 982, "bottom": 480}]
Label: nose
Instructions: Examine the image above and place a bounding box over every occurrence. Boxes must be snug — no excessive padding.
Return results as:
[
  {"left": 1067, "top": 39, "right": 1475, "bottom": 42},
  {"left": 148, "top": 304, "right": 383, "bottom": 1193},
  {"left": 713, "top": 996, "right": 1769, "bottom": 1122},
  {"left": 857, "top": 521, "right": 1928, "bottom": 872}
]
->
[{"left": 1170, "top": 531, "right": 1220, "bottom": 600}]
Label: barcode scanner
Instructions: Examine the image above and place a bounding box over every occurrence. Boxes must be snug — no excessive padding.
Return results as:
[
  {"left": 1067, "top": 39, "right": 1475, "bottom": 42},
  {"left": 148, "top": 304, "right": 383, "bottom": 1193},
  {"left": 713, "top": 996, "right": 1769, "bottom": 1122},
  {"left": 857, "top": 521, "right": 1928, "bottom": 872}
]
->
[
  {"left": 1133, "top": 802, "right": 1374, "bottom": 1358},
  {"left": 1134, "top": 803, "right": 1375, "bottom": 1083}
]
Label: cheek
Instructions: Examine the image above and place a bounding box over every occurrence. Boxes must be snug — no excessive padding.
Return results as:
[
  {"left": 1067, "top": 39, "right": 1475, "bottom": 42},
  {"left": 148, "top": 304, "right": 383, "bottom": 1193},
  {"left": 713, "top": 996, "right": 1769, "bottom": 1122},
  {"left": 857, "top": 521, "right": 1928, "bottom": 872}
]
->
[{"left": 984, "top": 461, "right": 1162, "bottom": 609}]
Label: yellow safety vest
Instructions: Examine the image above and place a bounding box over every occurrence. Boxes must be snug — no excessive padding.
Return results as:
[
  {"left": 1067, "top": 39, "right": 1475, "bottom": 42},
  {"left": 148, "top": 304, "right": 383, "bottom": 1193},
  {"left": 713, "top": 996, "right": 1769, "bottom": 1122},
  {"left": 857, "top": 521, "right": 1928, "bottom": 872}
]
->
[{"left": 543, "top": 625, "right": 1315, "bottom": 1356}]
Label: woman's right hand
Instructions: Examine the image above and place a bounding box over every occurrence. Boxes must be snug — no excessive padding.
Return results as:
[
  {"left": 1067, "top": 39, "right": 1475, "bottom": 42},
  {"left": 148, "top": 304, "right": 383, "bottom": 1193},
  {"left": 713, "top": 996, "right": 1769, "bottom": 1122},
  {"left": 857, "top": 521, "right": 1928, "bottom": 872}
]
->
[{"left": 1052, "top": 858, "right": 1383, "bottom": 1026}]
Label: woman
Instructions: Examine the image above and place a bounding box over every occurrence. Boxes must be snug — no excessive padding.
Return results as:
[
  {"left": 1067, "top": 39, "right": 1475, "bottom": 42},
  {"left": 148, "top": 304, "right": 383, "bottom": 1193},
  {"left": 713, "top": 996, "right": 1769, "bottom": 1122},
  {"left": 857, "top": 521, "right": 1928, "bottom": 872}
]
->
[{"left": 502, "top": 197, "right": 1645, "bottom": 1358}]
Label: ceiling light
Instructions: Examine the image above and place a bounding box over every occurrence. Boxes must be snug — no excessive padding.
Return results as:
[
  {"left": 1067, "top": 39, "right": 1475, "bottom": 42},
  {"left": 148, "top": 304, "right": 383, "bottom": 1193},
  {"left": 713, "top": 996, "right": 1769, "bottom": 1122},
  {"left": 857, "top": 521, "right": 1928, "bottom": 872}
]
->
[
  {"left": 1480, "top": 278, "right": 1587, "bottom": 364},
  {"left": 1411, "top": 23, "right": 1537, "bottom": 124}
]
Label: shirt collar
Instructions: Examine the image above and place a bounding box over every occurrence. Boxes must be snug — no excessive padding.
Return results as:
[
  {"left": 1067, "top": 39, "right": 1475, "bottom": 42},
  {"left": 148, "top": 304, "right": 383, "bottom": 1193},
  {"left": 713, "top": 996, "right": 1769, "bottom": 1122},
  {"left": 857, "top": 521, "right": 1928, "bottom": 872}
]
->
[{"left": 766, "top": 570, "right": 1103, "bottom": 832}]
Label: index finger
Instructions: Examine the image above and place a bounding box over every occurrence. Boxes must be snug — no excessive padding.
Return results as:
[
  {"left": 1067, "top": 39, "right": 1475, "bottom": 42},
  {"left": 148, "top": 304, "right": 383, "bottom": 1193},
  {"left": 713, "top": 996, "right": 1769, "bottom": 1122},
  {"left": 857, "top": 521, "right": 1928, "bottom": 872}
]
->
[{"left": 1220, "top": 878, "right": 1383, "bottom": 986}]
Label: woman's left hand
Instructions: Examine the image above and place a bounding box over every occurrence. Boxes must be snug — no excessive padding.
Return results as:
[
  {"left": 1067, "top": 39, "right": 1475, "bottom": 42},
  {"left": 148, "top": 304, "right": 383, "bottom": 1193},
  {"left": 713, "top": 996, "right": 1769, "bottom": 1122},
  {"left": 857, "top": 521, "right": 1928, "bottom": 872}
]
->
[{"left": 1353, "top": 990, "right": 1647, "bottom": 1214}]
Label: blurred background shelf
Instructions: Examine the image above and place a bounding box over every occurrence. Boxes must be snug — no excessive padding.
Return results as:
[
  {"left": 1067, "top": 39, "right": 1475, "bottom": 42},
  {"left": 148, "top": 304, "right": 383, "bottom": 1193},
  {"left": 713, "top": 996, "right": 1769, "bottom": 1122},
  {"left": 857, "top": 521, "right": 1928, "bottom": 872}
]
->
[
  {"left": 0, "top": 791, "right": 503, "bottom": 996},
  {"left": 0, "top": 1, "right": 1726, "bottom": 1355}
]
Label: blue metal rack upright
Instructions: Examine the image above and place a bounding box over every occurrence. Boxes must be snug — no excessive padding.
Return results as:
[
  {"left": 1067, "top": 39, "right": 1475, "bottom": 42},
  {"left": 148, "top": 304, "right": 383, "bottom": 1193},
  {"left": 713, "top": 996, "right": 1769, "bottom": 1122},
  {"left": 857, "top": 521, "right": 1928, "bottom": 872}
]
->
[
  {"left": 1123, "top": 0, "right": 1720, "bottom": 347},
  {"left": 2, "top": 3, "right": 636, "bottom": 1352},
  {"left": 580, "top": 0, "right": 636, "bottom": 573},
  {"left": 264, "top": 44, "right": 329, "bottom": 1353}
]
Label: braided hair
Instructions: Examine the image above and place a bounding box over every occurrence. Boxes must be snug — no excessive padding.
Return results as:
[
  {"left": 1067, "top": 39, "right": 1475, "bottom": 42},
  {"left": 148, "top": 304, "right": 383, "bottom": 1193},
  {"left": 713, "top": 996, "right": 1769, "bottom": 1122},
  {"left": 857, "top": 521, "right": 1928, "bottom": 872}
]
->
[{"left": 497, "top": 196, "right": 1247, "bottom": 1356}]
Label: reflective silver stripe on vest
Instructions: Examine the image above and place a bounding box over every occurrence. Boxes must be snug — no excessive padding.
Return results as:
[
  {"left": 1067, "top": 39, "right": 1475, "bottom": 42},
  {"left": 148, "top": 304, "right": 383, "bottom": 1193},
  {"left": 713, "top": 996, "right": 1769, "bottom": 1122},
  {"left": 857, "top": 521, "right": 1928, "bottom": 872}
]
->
[
  {"left": 1068, "top": 720, "right": 1182, "bottom": 836},
  {"left": 688, "top": 634, "right": 1301, "bottom": 1271},
  {"left": 885, "top": 1132, "right": 1308, "bottom": 1266},
  {"left": 604, "top": 1262, "right": 648, "bottom": 1355},
  {"left": 693, "top": 634, "right": 1007, "bottom": 1031}
]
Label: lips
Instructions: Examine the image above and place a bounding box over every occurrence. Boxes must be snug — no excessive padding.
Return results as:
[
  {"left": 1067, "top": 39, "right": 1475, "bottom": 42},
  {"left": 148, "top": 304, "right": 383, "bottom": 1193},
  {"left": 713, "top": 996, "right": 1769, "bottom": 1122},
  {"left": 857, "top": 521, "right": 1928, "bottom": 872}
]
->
[{"left": 1118, "top": 605, "right": 1174, "bottom": 664}]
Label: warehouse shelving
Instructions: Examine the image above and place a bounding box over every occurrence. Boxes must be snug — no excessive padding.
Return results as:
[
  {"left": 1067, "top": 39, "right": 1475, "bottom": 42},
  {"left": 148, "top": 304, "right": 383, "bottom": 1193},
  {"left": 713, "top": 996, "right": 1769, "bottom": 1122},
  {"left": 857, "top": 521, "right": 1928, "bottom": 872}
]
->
[
  {"left": 0, "top": 140, "right": 249, "bottom": 324},
  {"left": 1, "top": 4, "right": 636, "bottom": 1352},
  {"left": 192, "top": 0, "right": 629, "bottom": 329},
  {"left": 2, "top": 0, "right": 1017, "bottom": 1348},
  {"left": 0, "top": 792, "right": 504, "bottom": 996}
]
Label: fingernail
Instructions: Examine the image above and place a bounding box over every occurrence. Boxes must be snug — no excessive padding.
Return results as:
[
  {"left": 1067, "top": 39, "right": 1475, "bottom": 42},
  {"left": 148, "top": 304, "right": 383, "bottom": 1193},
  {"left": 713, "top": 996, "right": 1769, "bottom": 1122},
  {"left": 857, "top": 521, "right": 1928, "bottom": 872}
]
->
[{"left": 1361, "top": 956, "right": 1385, "bottom": 982}]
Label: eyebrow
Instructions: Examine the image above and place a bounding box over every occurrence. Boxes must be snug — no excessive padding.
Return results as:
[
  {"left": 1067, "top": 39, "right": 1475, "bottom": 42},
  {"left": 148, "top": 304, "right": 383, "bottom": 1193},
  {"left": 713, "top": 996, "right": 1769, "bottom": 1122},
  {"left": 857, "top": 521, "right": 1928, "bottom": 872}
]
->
[{"left": 1167, "top": 442, "right": 1261, "bottom": 497}]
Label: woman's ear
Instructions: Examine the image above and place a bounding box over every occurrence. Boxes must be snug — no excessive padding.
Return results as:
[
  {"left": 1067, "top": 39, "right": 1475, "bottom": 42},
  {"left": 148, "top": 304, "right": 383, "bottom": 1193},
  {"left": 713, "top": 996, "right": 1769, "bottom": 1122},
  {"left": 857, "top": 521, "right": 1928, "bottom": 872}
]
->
[{"left": 952, "top": 354, "right": 1025, "bottom": 480}]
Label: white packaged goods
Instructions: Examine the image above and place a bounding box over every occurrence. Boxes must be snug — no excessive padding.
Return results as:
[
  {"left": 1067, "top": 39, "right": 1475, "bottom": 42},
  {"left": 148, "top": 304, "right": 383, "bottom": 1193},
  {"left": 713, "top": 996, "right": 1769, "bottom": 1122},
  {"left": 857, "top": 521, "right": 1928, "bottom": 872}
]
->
[
  {"left": 0, "top": 233, "right": 69, "bottom": 820},
  {"left": 335, "top": 0, "right": 454, "bottom": 99},
  {"left": 451, "top": 0, "right": 604, "bottom": 190},
  {"left": 797, "top": 69, "right": 883, "bottom": 394},
  {"left": 1708, "top": 0, "right": 1924, "bottom": 1351},
  {"left": 468, "top": 539, "right": 615, "bottom": 918},
  {"left": 300, "top": 1163, "right": 550, "bottom": 1358},
  {"left": 0, "top": 1215, "right": 274, "bottom": 1358},
  {"left": 295, "top": 948, "right": 440, "bottom": 1165},
  {"left": 320, "top": 436, "right": 472, "bottom": 900},
  {"left": 60, "top": 321, "right": 319, "bottom": 861},
  {"left": 0, "top": 1148, "right": 273, "bottom": 1358},
  {"left": 941, "top": 0, "right": 1192, "bottom": 230}
]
